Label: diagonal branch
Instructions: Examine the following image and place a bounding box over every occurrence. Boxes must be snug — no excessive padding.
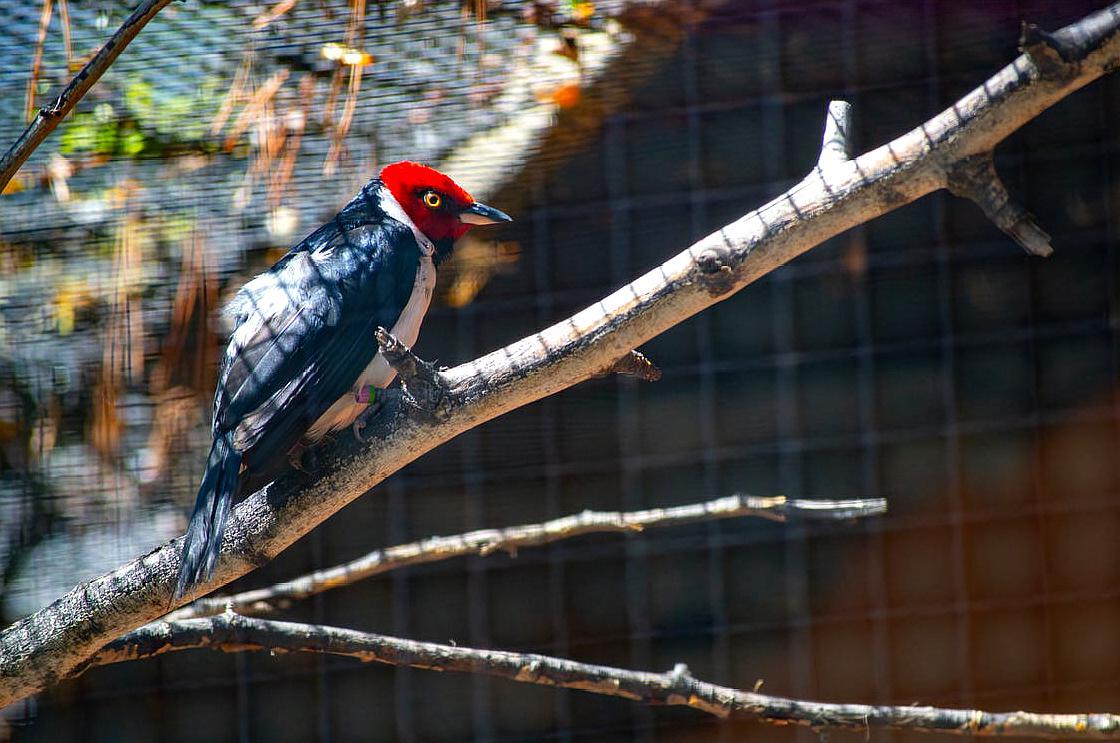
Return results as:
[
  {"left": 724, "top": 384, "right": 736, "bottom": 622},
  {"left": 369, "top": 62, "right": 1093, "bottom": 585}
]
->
[
  {"left": 86, "top": 612, "right": 1120, "bottom": 740},
  {"left": 159, "top": 494, "right": 886, "bottom": 622},
  {"left": 2, "top": 2, "right": 1120, "bottom": 709},
  {"left": 0, "top": 0, "right": 176, "bottom": 192}
]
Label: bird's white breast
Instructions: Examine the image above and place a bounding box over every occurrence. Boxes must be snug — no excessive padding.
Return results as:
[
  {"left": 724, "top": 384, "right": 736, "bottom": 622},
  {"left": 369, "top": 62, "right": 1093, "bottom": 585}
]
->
[{"left": 302, "top": 190, "right": 438, "bottom": 442}]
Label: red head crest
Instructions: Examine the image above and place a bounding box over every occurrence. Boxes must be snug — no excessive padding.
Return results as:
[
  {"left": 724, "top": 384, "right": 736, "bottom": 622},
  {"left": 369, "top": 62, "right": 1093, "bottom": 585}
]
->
[{"left": 379, "top": 161, "right": 510, "bottom": 244}]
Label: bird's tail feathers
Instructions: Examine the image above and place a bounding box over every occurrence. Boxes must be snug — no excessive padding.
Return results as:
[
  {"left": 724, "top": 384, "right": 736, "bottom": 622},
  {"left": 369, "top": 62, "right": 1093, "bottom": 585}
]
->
[{"left": 175, "top": 433, "right": 241, "bottom": 599}]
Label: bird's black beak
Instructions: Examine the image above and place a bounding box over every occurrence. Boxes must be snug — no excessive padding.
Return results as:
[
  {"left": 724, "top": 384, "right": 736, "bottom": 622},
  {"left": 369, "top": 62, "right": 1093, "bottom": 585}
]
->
[{"left": 459, "top": 202, "right": 513, "bottom": 226}]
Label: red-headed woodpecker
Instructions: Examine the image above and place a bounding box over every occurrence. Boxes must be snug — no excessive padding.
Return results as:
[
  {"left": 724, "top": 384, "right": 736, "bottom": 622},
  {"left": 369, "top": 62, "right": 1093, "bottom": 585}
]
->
[{"left": 175, "top": 162, "right": 511, "bottom": 598}]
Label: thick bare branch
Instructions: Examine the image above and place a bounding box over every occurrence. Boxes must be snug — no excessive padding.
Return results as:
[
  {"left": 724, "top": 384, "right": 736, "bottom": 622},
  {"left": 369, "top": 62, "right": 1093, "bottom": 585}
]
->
[
  {"left": 87, "top": 613, "right": 1120, "bottom": 740},
  {"left": 3, "top": 3, "right": 1119, "bottom": 708},
  {"left": 160, "top": 494, "right": 885, "bottom": 622},
  {"left": 0, "top": 0, "right": 176, "bottom": 192}
]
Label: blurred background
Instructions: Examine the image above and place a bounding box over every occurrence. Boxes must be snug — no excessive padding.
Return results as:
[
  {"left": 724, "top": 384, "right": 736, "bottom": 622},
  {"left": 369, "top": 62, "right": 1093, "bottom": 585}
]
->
[{"left": 0, "top": 0, "right": 1117, "bottom": 741}]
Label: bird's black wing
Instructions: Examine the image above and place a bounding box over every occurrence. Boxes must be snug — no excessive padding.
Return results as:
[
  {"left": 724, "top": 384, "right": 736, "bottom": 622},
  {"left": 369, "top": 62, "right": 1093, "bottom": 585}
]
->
[{"left": 213, "top": 215, "right": 420, "bottom": 469}]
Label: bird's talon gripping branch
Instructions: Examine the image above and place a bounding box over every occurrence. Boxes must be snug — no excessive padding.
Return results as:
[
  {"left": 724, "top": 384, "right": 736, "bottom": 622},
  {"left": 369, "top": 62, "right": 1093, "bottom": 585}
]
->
[
  {"left": 287, "top": 444, "right": 322, "bottom": 476},
  {"left": 351, "top": 391, "right": 385, "bottom": 444},
  {"left": 286, "top": 442, "right": 304, "bottom": 472},
  {"left": 287, "top": 445, "right": 309, "bottom": 474}
]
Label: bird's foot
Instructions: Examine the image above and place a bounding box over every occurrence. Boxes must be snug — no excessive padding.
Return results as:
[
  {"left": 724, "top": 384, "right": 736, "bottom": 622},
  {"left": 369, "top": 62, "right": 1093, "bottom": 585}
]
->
[
  {"left": 352, "top": 386, "right": 385, "bottom": 443},
  {"left": 287, "top": 443, "right": 321, "bottom": 475},
  {"left": 288, "top": 444, "right": 308, "bottom": 473}
]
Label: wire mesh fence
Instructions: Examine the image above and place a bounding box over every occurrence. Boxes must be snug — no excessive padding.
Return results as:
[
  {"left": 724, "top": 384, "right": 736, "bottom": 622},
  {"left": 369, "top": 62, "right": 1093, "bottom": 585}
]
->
[{"left": 0, "top": 0, "right": 1117, "bottom": 741}]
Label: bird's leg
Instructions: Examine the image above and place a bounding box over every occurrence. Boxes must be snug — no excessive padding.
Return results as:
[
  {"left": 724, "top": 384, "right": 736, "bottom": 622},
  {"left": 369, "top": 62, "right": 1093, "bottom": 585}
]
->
[
  {"left": 287, "top": 440, "right": 325, "bottom": 474},
  {"left": 352, "top": 385, "right": 384, "bottom": 443},
  {"left": 288, "top": 442, "right": 310, "bottom": 473}
]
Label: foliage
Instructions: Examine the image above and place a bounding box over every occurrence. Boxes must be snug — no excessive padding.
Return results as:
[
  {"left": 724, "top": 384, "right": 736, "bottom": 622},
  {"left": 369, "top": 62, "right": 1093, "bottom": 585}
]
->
[{"left": 58, "top": 76, "right": 223, "bottom": 158}]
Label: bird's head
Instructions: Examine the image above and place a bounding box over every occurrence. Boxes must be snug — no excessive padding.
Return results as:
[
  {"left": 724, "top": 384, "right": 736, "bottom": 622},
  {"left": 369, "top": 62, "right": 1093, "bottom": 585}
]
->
[{"left": 380, "top": 161, "right": 511, "bottom": 245}]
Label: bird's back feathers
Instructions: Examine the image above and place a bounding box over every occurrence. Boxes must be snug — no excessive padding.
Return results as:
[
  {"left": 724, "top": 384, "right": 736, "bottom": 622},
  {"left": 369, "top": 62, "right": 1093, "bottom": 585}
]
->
[{"left": 176, "top": 180, "right": 427, "bottom": 595}]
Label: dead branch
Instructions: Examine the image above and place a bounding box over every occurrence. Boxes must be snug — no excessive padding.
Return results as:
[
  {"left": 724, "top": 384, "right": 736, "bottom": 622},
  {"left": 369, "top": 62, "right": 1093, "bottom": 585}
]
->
[
  {"left": 160, "top": 494, "right": 886, "bottom": 622},
  {"left": 86, "top": 612, "right": 1120, "bottom": 740},
  {"left": 2, "top": 2, "right": 1119, "bottom": 709},
  {"left": 0, "top": 0, "right": 176, "bottom": 192}
]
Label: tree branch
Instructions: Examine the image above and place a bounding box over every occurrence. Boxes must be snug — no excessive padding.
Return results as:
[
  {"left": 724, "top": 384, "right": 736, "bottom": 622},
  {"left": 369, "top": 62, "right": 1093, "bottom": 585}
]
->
[
  {"left": 85, "top": 612, "right": 1120, "bottom": 740},
  {"left": 159, "top": 494, "right": 885, "bottom": 622},
  {"left": 3, "top": 2, "right": 1120, "bottom": 709},
  {"left": 0, "top": 0, "right": 176, "bottom": 192},
  {"left": 817, "top": 99, "right": 853, "bottom": 167},
  {"left": 947, "top": 153, "right": 1052, "bottom": 256}
]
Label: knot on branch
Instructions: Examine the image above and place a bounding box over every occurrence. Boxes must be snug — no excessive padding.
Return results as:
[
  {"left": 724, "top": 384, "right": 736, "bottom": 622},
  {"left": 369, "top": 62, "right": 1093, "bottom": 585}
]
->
[
  {"left": 593, "top": 350, "right": 662, "bottom": 381},
  {"left": 695, "top": 240, "right": 737, "bottom": 296},
  {"left": 376, "top": 327, "right": 454, "bottom": 421},
  {"left": 1019, "top": 22, "right": 1079, "bottom": 79},
  {"left": 946, "top": 154, "right": 1052, "bottom": 257}
]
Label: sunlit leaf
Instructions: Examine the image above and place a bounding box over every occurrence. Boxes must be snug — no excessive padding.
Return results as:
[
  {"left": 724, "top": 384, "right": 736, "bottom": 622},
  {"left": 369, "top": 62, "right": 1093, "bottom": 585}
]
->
[
  {"left": 120, "top": 126, "right": 145, "bottom": 157},
  {"left": 1, "top": 177, "right": 24, "bottom": 196},
  {"left": 124, "top": 79, "right": 154, "bottom": 119},
  {"left": 58, "top": 113, "right": 97, "bottom": 154},
  {"left": 570, "top": 1, "right": 594, "bottom": 22}
]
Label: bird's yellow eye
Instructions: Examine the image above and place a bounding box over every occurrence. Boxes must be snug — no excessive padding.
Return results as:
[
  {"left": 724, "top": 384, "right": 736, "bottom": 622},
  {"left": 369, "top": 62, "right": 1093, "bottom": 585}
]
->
[{"left": 423, "top": 191, "right": 442, "bottom": 209}]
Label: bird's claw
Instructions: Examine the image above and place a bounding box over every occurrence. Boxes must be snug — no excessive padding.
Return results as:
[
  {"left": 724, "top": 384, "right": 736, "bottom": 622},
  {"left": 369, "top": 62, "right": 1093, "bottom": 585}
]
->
[
  {"left": 288, "top": 444, "right": 309, "bottom": 473},
  {"left": 352, "top": 387, "right": 385, "bottom": 443},
  {"left": 287, "top": 443, "right": 321, "bottom": 475}
]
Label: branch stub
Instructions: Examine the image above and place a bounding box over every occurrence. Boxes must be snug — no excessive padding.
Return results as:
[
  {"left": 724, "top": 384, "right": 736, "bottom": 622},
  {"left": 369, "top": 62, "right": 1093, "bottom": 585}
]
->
[{"left": 375, "top": 327, "right": 454, "bottom": 421}]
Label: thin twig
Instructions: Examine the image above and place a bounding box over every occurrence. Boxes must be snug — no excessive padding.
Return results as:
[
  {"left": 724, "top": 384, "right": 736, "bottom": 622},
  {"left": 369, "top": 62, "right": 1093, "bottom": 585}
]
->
[
  {"left": 58, "top": 0, "right": 73, "bottom": 72},
  {"left": 160, "top": 494, "right": 886, "bottom": 621},
  {"left": 0, "top": 0, "right": 176, "bottom": 192},
  {"left": 25, "top": 0, "right": 55, "bottom": 124},
  {"left": 224, "top": 68, "right": 290, "bottom": 153},
  {"left": 90, "top": 613, "right": 1120, "bottom": 740},
  {"left": 323, "top": 0, "right": 367, "bottom": 175},
  {"left": 253, "top": 0, "right": 299, "bottom": 29}
]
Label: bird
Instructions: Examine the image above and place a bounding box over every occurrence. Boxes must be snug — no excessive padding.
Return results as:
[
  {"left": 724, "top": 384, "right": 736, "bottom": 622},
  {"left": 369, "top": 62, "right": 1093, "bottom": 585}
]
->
[{"left": 174, "top": 161, "right": 511, "bottom": 598}]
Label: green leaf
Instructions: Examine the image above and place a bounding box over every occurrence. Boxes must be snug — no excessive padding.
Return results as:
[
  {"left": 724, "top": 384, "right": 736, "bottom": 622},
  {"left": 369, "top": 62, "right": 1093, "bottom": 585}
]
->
[
  {"left": 58, "top": 113, "right": 97, "bottom": 154},
  {"left": 120, "top": 126, "right": 146, "bottom": 157}
]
